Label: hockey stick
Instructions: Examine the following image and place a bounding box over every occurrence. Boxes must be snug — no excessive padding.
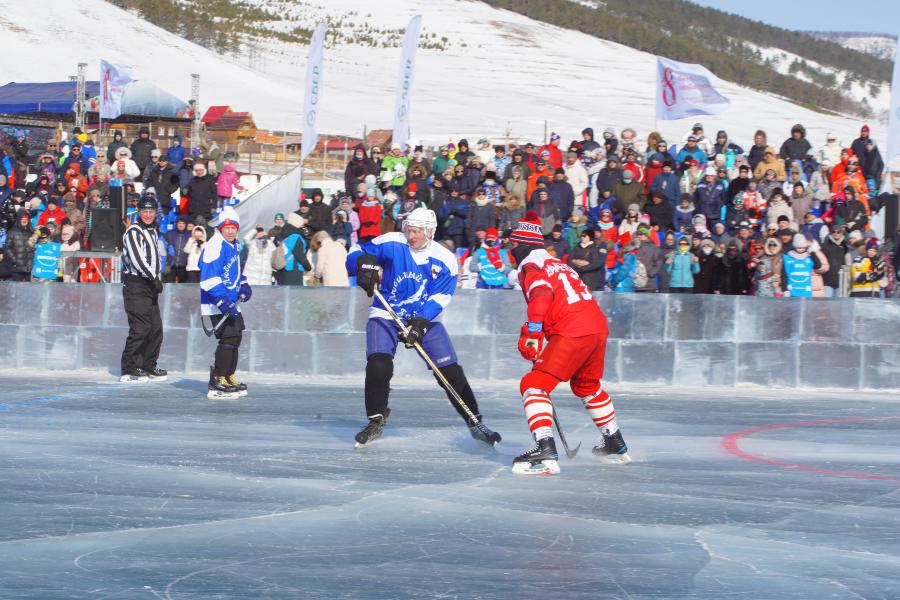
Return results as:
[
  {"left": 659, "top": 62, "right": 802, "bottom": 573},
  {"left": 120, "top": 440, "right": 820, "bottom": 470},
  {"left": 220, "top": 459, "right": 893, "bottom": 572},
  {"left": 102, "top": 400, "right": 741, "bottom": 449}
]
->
[
  {"left": 201, "top": 313, "right": 231, "bottom": 337},
  {"left": 371, "top": 288, "right": 481, "bottom": 426}
]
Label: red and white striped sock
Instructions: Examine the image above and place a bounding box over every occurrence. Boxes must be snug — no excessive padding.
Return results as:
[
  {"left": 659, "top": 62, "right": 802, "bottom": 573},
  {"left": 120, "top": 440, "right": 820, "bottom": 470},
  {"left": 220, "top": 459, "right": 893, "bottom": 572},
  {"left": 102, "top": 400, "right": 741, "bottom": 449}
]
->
[
  {"left": 581, "top": 389, "right": 618, "bottom": 436},
  {"left": 522, "top": 387, "right": 554, "bottom": 441}
]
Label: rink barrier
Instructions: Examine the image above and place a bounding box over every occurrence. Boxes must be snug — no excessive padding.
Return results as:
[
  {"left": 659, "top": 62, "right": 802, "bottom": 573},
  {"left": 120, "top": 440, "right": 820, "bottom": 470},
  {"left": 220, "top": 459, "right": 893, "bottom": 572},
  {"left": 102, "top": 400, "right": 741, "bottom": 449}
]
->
[{"left": 0, "top": 283, "right": 898, "bottom": 390}]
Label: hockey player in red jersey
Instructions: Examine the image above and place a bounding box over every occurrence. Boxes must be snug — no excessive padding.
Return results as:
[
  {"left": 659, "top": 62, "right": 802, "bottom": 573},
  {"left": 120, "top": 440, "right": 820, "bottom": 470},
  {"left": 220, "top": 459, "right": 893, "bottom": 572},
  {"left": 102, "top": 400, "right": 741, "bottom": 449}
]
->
[{"left": 508, "top": 212, "right": 630, "bottom": 475}]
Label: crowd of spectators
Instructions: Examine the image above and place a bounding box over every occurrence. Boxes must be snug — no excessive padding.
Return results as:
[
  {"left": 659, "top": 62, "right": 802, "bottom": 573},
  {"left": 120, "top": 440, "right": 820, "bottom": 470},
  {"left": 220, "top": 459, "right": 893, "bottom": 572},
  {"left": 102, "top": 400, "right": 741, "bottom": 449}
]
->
[{"left": 0, "top": 121, "right": 897, "bottom": 298}]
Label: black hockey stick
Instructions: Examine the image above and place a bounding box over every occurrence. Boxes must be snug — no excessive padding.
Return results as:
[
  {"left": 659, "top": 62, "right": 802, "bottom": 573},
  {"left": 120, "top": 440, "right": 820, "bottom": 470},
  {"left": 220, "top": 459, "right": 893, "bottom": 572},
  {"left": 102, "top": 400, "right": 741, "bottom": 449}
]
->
[
  {"left": 201, "top": 313, "right": 230, "bottom": 337},
  {"left": 372, "top": 288, "right": 482, "bottom": 426},
  {"left": 553, "top": 411, "right": 581, "bottom": 459}
]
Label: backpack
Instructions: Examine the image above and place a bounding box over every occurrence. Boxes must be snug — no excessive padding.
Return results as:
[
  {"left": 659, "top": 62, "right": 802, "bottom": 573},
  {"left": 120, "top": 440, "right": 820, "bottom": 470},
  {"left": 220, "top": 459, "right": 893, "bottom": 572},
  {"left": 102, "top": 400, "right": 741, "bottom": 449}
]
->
[{"left": 631, "top": 257, "right": 649, "bottom": 288}]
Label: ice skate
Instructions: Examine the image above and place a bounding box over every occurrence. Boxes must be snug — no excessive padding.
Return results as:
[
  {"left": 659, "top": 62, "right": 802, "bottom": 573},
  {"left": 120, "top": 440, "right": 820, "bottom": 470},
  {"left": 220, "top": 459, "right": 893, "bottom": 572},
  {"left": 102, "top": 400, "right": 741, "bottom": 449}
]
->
[
  {"left": 207, "top": 367, "right": 240, "bottom": 400},
  {"left": 354, "top": 408, "right": 391, "bottom": 448},
  {"left": 226, "top": 374, "right": 248, "bottom": 397},
  {"left": 512, "top": 437, "right": 560, "bottom": 475},
  {"left": 147, "top": 367, "right": 168, "bottom": 382},
  {"left": 593, "top": 430, "right": 631, "bottom": 464},
  {"left": 468, "top": 415, "right": 501, "bottom": 446},
  {"left": 119, "top": 368, "right": 150, "bottom": 383}
]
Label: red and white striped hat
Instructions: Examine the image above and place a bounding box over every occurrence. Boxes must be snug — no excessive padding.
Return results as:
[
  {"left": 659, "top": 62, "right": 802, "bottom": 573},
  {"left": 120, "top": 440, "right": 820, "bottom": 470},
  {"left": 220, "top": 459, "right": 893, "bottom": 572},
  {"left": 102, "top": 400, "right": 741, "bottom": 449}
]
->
[{"left": 510, "top": 210, "right": 544, "bottom": 246}]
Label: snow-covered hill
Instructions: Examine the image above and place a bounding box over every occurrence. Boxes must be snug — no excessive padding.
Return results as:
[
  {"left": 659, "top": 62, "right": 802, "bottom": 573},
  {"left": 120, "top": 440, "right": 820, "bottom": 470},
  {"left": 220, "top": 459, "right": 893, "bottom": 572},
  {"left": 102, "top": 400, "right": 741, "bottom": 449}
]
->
[
  {"left": 0, "top": 0, "right": 884, "bottom": 149},
  {"left": 809, "top": 32, "right": 897, "bottom": 61}
]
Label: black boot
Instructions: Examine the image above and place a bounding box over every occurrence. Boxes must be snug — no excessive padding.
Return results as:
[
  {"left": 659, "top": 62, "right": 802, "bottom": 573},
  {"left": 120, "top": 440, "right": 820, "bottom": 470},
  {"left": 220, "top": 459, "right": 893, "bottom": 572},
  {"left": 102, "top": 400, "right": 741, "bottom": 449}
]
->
[
  {"left": 512, "top": 437, "right": 560, "bottom": 475},
  {"left": 147, "top": 367, "right": 167, "bottom": 381},
  {"left": 354, "top": 408, "right": 391, "bottom": 447}
]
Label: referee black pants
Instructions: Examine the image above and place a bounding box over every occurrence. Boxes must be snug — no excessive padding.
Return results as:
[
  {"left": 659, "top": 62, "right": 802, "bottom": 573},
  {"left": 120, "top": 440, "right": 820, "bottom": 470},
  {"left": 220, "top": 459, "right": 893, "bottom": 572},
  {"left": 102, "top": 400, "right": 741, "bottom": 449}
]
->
[{"left": 121, "top": 274, "right": 163, "bottom": 374}]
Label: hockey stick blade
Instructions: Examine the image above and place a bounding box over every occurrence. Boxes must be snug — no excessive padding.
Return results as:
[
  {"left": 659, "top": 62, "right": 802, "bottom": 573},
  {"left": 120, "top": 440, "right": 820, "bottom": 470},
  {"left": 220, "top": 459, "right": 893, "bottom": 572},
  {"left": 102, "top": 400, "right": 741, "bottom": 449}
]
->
[{"left": 553, "top": 412, "right": 581, "bottom": 459}]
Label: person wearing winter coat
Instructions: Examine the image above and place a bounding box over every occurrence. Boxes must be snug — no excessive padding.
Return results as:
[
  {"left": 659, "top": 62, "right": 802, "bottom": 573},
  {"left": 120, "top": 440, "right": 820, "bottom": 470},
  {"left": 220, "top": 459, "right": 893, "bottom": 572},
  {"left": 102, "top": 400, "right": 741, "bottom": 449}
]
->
[
  {"left": 106, "top": 130, "right": 127, "bottom": 164},
  {"left": 563, "top": 152, "right": 589, "bottom": 204},
  {"left": 185, "top": 163, "right": 218, "bottom": 223},
  {"left": 765, "top": 191, "right": 794, "bottom": 230},
  {"left": 806, "top": 238, "right": 831, "bottom": 297},
  {"left": 465, "top": 187, "right": 497, "bottom": 242},
  {"left": 693, "top": 237, "right": 722, "bottom": 294},
  {"left": 754, "top": 147, "right": 787, "bottom": 181},
  {"left": 167, "top": 134, "right": 186, "bottom": 170},
  {"left": 146, "top": 156, "right": 180, "bottom": 208},
  {"left": 204, "top": 139, "right": 224, "bottom": 175},
  {"left": 215, "top": 164, "right": 245, "bottom": 210},
  {"left": 649, "top": 160, "right": 680, "bottom": 206},
  {"left": 498, "top": 191, "right": 526, "bottom": 234},
  {"left": 780, "top": 124, "right": 813, "bottom": 162},
  {"left": 849, "top": 238, "right": 885, "bottom": 298},
  {"left": 719, "top": 240, "right": 752, "bottom": 295},
  {"left": 61, "top": 143, "right": 91, "bottom": 176},
  {"left": 567, "top": 229, "right": 605, "bottom": 290},
  {"left": 634, "top": 227, "right": 664, "bottom": 292},
  {"left": 694, "top": 168, "right": 726, "bottom": 226},
  {"left": 589, "top": 156, "right": 623, "bottom": 208},
  {"left": 860, "top": 139, "right": 884, "bottom": 190},
  {"left": 820, "top": 227, "right": 848, "bottom": 296},
  {"left": 311, "top": 230, "right": 349, "bottom": 287},
  {"left": 37, "top": 197, "right": 67, "bottom": 228},
  {"left": 437, "top": 190, "right": 469, "bottom": 249},
  {"left": 789, "top": 183, "right": 814, "bottom": 224},
  {"left": 563, "top": 208, "right": 587, "bottom": 250},
  {"left": 850, "top": 124, "right": 872, "bottom": 160},
  {"left": 673, "top": 195, "right": 696, "bottom": 231},
  {"left": 163, "top": 216, "right": 192, "bottom": 282},
  {"left": 182, "top": 225, "right": 207, "bottom": 283},
  {"left": 749, "top": 238, "right": 782, "bottom": 297},
  {"left": 645, "top": 191, "right": 674, "bottom": 232},
  {"left": 547, "top": 169, "right": 576, "bottom": 222},
  {"left": 664, "top": 236, "right": 699, "bottom": 292},
  {"left": 6, "top": 209, "right": 35, "bottom": 281},
  {"left": 746, "top": 130, "right": 768, "bottom": 171},
  {"left": 130, "top": 127, "right": 156, "bottom": 173},
  {"left": 675, "top": 136, "right": 708, "bottom": 168},
  {"left": 241, "top": 226, "right": 277, "bottom": 286},
  {"left": 110, "top": 146, "right": 141, "bottom": 181},
  {"left": 275, "top": 213, "right": 313, "bottom": 286},
  {"left": 609, "top": 240, "right": 639, "bottom": 292},
  {"left": 827, "top": 188, "right": 869, "bottom": 232},
  {"left": 612, "top": 170, "right": 646, "bottom": 214},
  {"left": 57, "top": 224, "right": 81, "bottom": 282},
  {"left": 344, "top": 144, "right": 377, "bottom": 195},
  {"left": 809, "top": 161, "right": 833, "bottom": 210},
  {"left": 782, "top": 234, "right": 819, "bottom": 297},
  {"left": 580, "top": 128, "right": 601, "bottom": 155},
  {"left": 818, "top": 132, "right": 842, "bottom": 166}
]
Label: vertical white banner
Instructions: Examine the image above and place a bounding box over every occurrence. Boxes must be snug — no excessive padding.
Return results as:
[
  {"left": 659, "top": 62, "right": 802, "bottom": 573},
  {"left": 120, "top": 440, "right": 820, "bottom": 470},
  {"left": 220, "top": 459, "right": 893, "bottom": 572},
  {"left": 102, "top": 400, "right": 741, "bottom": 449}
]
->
[
  {"left": 99, "top": 60, "right": 133, "bottom": 119},
  {"left": 392, "top": 15, "right": 423, "bottom": 152},
  {"left": 886, "top": 35, "right": 900, "bottom": 173},
  {"left": 301, "top": 23, "right": 327, "bottom": 162},
  {"left": 656, "top": 56, "right": 730, "bottom": 121}
]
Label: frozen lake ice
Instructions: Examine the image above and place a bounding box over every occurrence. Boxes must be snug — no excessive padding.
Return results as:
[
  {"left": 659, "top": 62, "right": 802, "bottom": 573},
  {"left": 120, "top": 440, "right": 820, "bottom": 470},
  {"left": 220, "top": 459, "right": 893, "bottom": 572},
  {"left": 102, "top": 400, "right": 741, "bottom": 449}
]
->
[{"left": 1, "top": 371, "right": 898, "bottom": 599}]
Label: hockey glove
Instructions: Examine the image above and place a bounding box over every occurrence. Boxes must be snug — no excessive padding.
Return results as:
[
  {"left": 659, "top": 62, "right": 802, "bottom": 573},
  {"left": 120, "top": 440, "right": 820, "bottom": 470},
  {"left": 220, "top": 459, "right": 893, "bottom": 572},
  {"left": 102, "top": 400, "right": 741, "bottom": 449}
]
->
[
  {"left": 356, "top": 254, "right": 380, "bottom": 297},
  {"left": 215, "top": 297, "right": 240, "bottom": 318},
  {"left": 154, "top": 278, "right": 164, "bottom": 295},
  {"left": 239, "top": 280, "right": 252, "bottom": 302},
  {"left": 518, "top": 322, "right": 546, "bottom": 362},
  {"left": 855, "top": 273, "right": 869, "bottom": 284},
  {"left": 401, "top": 317, "right": 430, "bottom": 348}
]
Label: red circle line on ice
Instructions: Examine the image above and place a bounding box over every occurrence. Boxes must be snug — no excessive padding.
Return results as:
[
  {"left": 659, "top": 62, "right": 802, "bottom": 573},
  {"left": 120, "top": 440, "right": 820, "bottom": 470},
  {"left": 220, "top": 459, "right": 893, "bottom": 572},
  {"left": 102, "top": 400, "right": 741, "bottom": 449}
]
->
[{"left": 722, "top": 417, "right": 900, "bottom": 482}]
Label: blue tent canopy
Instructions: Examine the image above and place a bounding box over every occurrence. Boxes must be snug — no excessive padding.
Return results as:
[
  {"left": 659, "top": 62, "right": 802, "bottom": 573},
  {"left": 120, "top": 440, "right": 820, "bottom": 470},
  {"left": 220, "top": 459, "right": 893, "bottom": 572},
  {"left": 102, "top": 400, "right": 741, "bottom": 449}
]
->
[{"left": 0, "top": 80, "right": 189, "bottom": 118}]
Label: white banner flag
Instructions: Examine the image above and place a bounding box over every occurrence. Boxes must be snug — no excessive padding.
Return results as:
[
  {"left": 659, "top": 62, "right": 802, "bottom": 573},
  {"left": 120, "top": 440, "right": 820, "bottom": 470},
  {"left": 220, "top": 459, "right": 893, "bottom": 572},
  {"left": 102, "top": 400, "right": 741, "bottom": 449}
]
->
[
  {"left": 656, "top": 56, "right": 730, "bottom": 121},
  {"left": 301, "top": 23, "right": 327, "bottom": 162},
  {"left": 886, "top": 35, "right": 900, "bottom": 171},
  {"left": 392, "top": 15, "right": 423, "bottom": 152},
  {"left": 99, "top": 60, "right": 133, "bottom": 119}
]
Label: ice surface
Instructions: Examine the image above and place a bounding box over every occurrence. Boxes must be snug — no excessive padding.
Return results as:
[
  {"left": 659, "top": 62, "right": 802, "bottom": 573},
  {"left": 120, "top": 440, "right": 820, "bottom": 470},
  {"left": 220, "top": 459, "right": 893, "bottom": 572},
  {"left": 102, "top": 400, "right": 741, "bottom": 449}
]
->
[{"left": 3, "top": 373, "right": 897, "bottom": 598}]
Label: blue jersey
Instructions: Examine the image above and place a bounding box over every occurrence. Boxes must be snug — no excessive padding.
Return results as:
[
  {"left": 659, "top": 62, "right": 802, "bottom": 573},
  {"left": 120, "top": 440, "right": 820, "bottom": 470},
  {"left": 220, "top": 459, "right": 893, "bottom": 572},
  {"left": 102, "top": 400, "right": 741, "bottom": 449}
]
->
[
  {"left": 199, "top": 232, "right": 245, "bottom": 315},
  {"left": 32, "top": 242, "right": 61, "bottom": 280},
  {"left": 347, "top": 232, "right": 459, "bottom": 322},
  {"left": 783, "top": 253, "right": 813, "bottom": 298}
]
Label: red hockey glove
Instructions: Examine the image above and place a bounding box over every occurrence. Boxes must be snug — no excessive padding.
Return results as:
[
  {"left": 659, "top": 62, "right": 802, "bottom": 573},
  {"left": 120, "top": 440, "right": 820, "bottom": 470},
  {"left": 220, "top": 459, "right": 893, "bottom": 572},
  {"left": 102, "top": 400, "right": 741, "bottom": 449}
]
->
[{"left": 518, "top": 322, "right": 545, "bottom": 362}]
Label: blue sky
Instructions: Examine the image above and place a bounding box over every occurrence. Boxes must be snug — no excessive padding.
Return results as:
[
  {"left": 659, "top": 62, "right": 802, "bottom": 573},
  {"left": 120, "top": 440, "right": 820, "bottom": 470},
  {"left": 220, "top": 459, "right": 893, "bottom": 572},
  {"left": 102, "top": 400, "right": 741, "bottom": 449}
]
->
[{"left": 688, "top": 0, "right": 900, "bottom": 36}]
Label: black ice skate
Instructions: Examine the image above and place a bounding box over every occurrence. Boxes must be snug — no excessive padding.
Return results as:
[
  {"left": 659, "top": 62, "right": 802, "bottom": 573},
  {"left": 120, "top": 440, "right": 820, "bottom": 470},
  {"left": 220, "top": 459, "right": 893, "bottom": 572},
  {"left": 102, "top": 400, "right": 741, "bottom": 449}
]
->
[
  {"left": 147, "top": 367, "right": 168, "bottom": 382},
  {"left": 468, "top": 415, "right": 502, "bottom": 446},
  {"left": 354, "top": 408, "right": 391, "bottom": 448},
  {"left": 207, "top": 367, "right": 240, "bottom": 400},
  {"left": 592, "top": 430, "right": 631, "bottom": 464},
  {"left": 511, "top": 437, "right": 560, "bottom": 475},
  {"left": 119, "top": 368, "right": 150, "bottom": 383},
  {"left": 226, "top": 374, "right": 248, "bottom": 397}
]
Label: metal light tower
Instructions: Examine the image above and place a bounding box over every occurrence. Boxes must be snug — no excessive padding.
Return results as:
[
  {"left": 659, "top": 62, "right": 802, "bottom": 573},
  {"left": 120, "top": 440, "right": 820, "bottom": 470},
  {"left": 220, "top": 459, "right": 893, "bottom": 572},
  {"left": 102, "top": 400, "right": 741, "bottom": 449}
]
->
[
  {"left": 74, "top": 62, "right": 87, "bottom": 130},
  {"left": 190, "top": 73, "right": 201, "bottom": 150}
]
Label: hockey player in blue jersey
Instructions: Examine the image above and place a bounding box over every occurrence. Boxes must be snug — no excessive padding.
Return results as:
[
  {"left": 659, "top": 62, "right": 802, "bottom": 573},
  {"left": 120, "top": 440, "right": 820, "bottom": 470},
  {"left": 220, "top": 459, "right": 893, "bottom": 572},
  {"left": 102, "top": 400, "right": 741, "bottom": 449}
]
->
[
  {"left": 200, "top": 206, "right": 252, "bottom": 400},
  {"left": 346, "top": 208, "right": 501, "bottom": 447}
]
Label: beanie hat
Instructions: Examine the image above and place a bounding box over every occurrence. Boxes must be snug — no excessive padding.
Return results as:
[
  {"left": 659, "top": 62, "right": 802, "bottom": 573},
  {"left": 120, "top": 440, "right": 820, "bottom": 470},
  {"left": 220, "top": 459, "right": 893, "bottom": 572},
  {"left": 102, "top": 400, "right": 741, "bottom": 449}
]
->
[
  {"left": 510, "top": 211, "right": 544, "bottom": 246},
  {"left": 485, "top": 227, "right": 499, "bottom": 241},
  {"left": 274, "top": 212, "right": 285, "bottom": 220},
  {"left": 218, "top": 206, "right": 240, "bottom": 231},
  {"left": 866, "top": 237, "right": 879, "bottom": 250},
  {"left": 550, "top": 132, "right": 560, "bottom": 141},
  {"left": 792, "top": 233, "right": 809, "bottom": 249},
  {"left": 861, "top": 124, "right": 870, "bottom": 134},
  {"left": 407, "top": 182, "right": 418, "bottom": 194}
]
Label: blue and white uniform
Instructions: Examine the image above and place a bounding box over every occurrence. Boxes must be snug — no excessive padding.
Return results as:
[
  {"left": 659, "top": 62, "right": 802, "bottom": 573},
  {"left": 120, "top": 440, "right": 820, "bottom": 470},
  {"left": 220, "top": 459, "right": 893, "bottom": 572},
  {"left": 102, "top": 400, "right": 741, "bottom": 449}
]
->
[
  {"left": 347, "top": 231, "right": 460, "bottom": 366},
  {"left": 200, "top": 231, "right": 245, "bottom": 315}
]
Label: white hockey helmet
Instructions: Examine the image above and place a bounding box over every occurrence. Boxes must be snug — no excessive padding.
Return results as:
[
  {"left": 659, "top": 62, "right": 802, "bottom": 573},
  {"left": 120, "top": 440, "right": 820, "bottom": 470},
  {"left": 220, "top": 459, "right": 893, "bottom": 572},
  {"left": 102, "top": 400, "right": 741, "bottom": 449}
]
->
[{"left": 402, "top": 207, "right": 437, "bottom": 239}]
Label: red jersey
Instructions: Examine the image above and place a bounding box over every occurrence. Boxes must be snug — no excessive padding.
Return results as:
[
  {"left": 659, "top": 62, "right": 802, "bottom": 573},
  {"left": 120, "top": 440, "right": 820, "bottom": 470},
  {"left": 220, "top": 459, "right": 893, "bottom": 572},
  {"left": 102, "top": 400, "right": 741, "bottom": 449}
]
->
[{"left": 518, "top": 249, "right": 608, "bottom": 338}]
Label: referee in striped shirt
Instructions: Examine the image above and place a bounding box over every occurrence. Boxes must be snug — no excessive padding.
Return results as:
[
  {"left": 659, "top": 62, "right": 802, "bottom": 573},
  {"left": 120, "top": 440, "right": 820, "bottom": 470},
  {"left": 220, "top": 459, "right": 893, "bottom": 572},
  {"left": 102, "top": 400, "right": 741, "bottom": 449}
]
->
[{"left": 120, "top": 196, "right": 167, "bottom": 382}]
